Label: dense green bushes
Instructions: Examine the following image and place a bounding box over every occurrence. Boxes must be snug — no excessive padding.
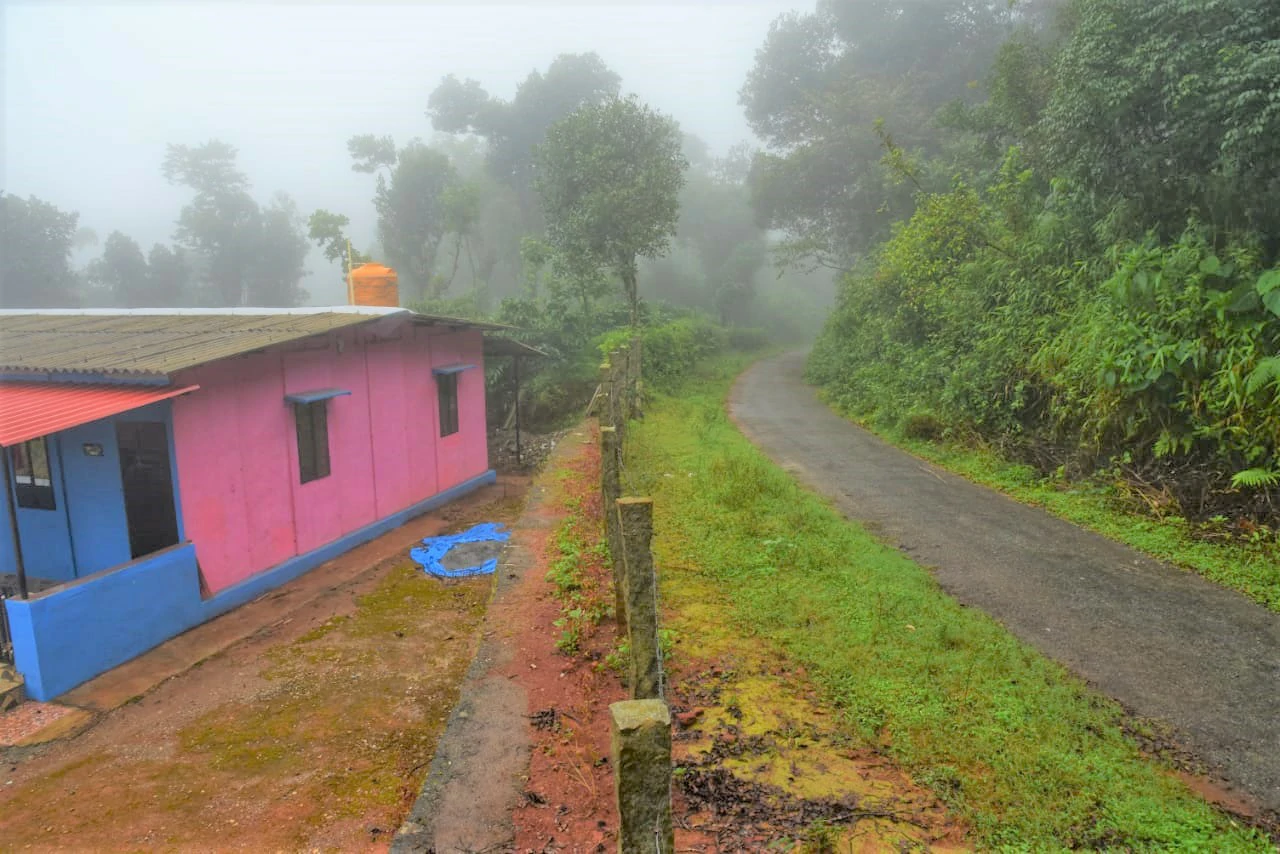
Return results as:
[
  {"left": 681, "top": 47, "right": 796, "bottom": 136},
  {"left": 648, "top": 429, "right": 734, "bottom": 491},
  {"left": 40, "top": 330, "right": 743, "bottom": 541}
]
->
[
  {"left": 810, "top": 190, "right": 1280, "bottom": 522},
  {"left": 598, "top": 314, "right": 737, "bottom": 390},
  {"left": 477, "top": 289, "right": 738, "bottom": 430}
]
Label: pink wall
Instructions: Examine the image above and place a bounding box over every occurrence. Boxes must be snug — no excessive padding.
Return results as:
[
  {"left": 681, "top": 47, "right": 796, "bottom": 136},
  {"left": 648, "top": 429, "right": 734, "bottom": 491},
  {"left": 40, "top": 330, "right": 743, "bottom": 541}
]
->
[{"left": 171, "top": 320, "right": 489, "bottom": 594}]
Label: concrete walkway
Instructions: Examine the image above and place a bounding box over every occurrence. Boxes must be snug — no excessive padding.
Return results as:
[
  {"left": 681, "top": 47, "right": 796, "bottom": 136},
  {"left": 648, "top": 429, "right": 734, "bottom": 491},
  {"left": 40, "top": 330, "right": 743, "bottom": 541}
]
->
[{"left": 729, "top": 352, "right": 1280, "bottom": 814}]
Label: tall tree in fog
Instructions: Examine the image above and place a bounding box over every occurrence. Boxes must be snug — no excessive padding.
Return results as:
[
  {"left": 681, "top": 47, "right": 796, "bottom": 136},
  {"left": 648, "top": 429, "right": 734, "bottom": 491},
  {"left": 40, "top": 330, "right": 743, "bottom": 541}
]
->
[
  {"left": 428, "top": 53, "right": 621, "bottom": 219},
  {"left": 0, "top": 192, "right": 80, "bottom": 307},
  {"left": 439, "top": 181, "right": 483, "bottom": 291},
  {"left": 535, "top": 96, "right": 688, "bottom": 326},
  {"left": 741, "top": 0, "right": 1025, "bottom": 268},
  {"left": 163, "top": 140, "right": 307, "bottom": 306},
  {"left": 145, "top": 244, "right": 191, "bottom": 307},
  {"left": 89, "top": 231, "right": 149, "bottom": 305},
  {"left": 249, "top": 194, "right": 310, "bottom": 306},
  {"left": 163, "top": 141, "right": 260, "bottom": 305},
  {"left": 678, "top": 146, "right": 769, "bottom": 325},
  {"left": 350, "top": 138, "right": 461, "bottom": 302},
  {"left": 347, "top": 134, "right": 398, "bottom": 176}
]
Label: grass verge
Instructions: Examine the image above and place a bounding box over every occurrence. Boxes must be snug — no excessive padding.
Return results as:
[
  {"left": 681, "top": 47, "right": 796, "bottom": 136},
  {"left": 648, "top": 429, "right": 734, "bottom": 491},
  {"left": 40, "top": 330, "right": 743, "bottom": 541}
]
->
[{"left": 626, "top": 358, "right": 1269, "bottom": 850}]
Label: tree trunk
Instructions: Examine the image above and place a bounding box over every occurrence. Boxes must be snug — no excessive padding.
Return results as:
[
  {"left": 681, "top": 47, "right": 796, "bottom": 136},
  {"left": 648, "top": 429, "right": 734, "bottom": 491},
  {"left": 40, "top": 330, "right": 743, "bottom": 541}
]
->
[{"left": 446, "top": 234, "right": 463, "bottom": 290}]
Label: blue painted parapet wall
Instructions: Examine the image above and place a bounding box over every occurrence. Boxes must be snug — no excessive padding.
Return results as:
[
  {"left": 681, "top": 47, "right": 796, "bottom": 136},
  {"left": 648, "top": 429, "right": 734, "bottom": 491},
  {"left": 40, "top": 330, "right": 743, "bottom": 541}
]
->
[{"left": 5, "top": 470, "right": 496, "bottom": 700}]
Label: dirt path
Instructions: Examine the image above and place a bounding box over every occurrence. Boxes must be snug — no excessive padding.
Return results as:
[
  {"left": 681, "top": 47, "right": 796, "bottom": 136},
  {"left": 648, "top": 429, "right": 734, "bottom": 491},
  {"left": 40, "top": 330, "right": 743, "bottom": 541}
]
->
[
  {"left": 729, "top": 352, "right": 1280, "bottom": 817},
  {"left": 0, "top": 481, "right": 528, "bottom": 851}
]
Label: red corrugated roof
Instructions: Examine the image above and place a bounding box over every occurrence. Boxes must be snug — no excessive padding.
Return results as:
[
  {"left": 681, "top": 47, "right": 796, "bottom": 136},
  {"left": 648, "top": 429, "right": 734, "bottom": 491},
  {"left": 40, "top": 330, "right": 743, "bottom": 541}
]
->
[{"left": 0, "top": 382, "right": 199, "bottom": 447}]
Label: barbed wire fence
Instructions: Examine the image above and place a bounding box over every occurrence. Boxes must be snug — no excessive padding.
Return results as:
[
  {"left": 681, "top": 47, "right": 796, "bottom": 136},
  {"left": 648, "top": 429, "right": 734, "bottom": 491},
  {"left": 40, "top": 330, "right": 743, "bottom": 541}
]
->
[{"left": 598, "top": 338, "right": 674, "bottom": 854}]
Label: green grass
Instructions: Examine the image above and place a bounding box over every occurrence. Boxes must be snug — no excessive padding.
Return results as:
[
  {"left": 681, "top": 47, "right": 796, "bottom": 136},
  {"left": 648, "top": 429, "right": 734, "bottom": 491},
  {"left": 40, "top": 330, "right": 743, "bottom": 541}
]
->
[
  {"left": 626, "top": 359, "right": 1268, "bottom": 850},
  {"left": 876, "top": 430, "right": 1280, "bottom": 614}
]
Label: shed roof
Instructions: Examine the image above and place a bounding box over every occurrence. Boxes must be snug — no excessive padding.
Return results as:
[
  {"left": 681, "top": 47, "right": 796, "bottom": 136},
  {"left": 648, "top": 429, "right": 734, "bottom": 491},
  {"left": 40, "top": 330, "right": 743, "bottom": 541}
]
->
[
  {"left": 0, "top": 382, "right": 200, "bottom": 447},
  {"left": 0, "top": 308, "right": 506, "bottom": 381}
]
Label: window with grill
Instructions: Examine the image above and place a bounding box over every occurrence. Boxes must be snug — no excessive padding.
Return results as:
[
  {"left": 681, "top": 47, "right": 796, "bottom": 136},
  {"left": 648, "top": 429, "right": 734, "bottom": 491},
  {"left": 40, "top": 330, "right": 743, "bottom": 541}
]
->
[
  {"left": 437, "top": 372, "right": 459, "bottom": 437},
  {"left": 11, "top": 437, "right": 55, "bottom": 510},
  {"left": 294, "top": 401, "right": 331, "bottom": 483}
]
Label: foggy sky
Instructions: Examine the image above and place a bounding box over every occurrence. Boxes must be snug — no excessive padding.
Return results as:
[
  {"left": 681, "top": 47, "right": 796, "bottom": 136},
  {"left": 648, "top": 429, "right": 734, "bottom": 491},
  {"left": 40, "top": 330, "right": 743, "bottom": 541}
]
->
[{"left": 3, "top": 2, "right": 795, "bottom": 304}]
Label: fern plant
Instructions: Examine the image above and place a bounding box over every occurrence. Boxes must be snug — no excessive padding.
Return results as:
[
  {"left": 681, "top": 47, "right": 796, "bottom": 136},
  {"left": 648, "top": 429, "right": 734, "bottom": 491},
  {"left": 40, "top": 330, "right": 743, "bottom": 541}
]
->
[{"left": 1231, "top": 467, "right": 1280, "bottom": 489}]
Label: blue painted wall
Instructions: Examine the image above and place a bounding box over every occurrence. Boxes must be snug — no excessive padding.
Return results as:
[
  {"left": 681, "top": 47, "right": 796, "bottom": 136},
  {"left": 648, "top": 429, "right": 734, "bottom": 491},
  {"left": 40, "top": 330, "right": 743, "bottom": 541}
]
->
[
  {"left": 59, "top": 419, "right": 132, "bottom": 576},
  {"left": 6, "top": 543, "right": 204, "bottom": 700},
  {"left": 5, "top": 469, "right": 496, "bottom": 700}
]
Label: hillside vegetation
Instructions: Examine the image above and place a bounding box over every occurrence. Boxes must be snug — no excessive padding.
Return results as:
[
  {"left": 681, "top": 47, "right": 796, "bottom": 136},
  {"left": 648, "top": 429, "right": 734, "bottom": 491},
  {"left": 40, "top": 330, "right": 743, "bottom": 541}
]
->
[{"left": 750, "top": 0, "right": 1280, "bottom": 535}]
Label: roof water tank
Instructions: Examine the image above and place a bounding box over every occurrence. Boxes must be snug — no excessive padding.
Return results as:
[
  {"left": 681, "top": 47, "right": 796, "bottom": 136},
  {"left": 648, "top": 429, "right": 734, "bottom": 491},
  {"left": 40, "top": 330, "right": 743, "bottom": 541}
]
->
[{"left": 349, "top": 263, "right": 400, "bottom": 307}]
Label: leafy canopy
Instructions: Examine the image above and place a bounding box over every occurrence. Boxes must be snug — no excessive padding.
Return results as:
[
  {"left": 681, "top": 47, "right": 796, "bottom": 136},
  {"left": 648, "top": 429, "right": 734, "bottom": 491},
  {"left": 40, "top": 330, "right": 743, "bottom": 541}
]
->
[
  {"left": 534, "top": 95, "right": 688, "bottom": 325},
  {"left": 367, "top": 141, "right": 460, "bottom": 301},
  {"left": 740, "top": 0, "right": 1030, "bottom": 268},
  {"left": 429, "top": 53, "right": 620, "bottom": 210},
  {"left": 163, "top": 140, "right": 307, "bottom": 306},
  {"left": 1037, "top": 0, "right": 1280, "bottom": 249}
]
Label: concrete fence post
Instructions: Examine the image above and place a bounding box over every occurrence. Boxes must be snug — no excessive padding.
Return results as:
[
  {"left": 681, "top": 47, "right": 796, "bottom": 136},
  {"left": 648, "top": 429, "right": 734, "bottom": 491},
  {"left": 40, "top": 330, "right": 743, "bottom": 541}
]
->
[
  {"left": 598, "top": 360, "right": 613, "bottom": 426},
  {"left": 612, "top": 356, "right": 626, "bottom": 439},
  {"left": 610, "top": 699, "right": 673, "bottom": 854},
  {"left": 629, "top": 336, "right": 642, "bottom": 419},
  {"left": 600, "top": 427, "right": 627, "bottom": 632},
  {"left": 617, "top": 497, "right": 660, "bottom": 700}
]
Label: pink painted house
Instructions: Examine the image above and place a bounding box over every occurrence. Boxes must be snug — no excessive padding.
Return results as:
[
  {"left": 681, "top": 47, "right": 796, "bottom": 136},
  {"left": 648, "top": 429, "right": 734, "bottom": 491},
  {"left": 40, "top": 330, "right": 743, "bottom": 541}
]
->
[{"left": 0, "top": 307, "right": 517, "bottom": 699}]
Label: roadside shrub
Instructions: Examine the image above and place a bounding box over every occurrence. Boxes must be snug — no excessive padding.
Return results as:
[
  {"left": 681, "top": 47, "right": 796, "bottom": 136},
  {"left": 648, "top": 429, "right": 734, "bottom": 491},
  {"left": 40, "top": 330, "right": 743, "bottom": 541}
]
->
[
  {"left": 903, "top": 411, "right": 946, "bottom": 441},
  {"left": 598, "top": 313, "right": 728, "bottom": 390}
]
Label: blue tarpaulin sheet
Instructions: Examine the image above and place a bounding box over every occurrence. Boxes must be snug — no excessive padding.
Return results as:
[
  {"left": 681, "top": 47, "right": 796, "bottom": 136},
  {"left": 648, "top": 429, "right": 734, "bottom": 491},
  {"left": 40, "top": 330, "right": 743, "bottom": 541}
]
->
[{"left": 410, "top": 522, "right": 510, "bottom": 578}]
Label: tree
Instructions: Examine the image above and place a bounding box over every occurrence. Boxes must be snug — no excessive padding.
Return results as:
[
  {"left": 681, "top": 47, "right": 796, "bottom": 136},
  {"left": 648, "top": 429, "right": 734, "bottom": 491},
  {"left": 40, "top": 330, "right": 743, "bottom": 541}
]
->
[
  {"left": 145, "top": 244, "right": 191, "bottom": 307},
  {"left": 1037, "top": 0, "right": 1280, "bottom": 254},
  {"left": 428, "top": 53, "right": 621, "bottom": 216},
  {"left": 163, "top": 140, "right": 261, "bottom": 305},
  {"left": 164, "top": 140, "right": 307, "bottom": 306},
  {"left": 535, "top": 95, "right": 688, "bottom": 326},
  {"left": 347, "top": 134, "right": 397, "bottom": 175},
  {"left": 89, "top": 231, "right": 149, "bottom": 306},
  {"left": 677, "top": 154, "right": 769, "bottom": 325},
  {"left": 87, "top": 233, "right": 194, "bottom": 307},
  {"left": 740, "top": 0, "right": 1027, "bottom": 268},
  {"left": 440, "top": 181, "right": 482, "bottom": 290},
  {"left": 0, "top": 192, "right": 80, "bottom": 307},
  {"left": 360, "top": 140, "right": 461, "bottom": 301},
  {"left": 308, "top": 209, "right": 369, "bottom": 277},
  {"left": 249, "top": 194, "right": 309, "bottom": 306}
]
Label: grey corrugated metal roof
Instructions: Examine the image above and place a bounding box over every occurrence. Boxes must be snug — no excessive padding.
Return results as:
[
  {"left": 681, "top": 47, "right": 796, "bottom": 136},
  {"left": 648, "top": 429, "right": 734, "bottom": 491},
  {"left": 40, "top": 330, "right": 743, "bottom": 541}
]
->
[{"left": 0, "top": 308, "right": 506, "bottom": 380}]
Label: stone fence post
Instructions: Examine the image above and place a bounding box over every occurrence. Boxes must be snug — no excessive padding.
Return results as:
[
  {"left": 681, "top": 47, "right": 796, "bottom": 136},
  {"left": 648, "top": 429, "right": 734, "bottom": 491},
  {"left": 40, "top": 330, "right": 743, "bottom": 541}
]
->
[
  {"left": 610, "top": 699, "right": 673, "bottom": 854},
  {"left": 617, "top": 497, "right": 660, "bottom": 700},
  {"left": 601, "top": 426, "right": 626, "bottom": 632}
]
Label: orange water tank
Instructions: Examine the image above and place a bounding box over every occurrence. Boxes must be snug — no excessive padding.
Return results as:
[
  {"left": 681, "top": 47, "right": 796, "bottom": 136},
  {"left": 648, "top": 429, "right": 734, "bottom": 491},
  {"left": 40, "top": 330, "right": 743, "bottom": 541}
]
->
[{"left": 349, "top": 263, "right": 400, "bottom": 307}]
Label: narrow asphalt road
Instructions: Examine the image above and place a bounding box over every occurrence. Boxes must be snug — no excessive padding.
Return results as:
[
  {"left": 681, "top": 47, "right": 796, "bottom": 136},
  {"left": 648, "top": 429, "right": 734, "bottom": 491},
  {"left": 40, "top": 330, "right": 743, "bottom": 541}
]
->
[{"left": 729, "top": 352, "right": 1280, "bottom": 815}]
